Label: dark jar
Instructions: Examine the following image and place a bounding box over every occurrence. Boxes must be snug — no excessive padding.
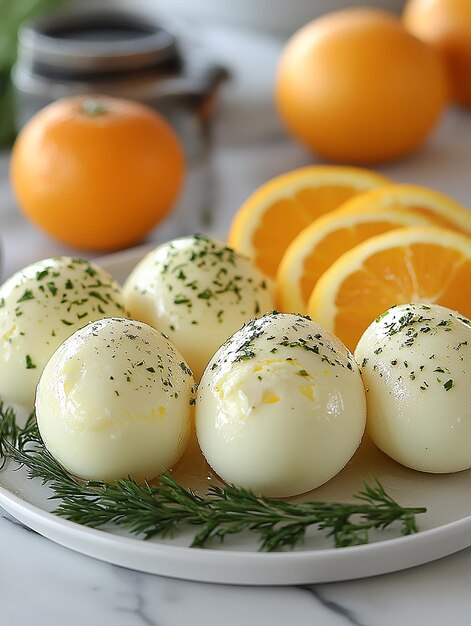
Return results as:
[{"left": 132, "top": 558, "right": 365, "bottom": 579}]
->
[
  {"left": 12, "top": 10, "right": 228, "bottom": 233},
  {"left": 13, "top": 10, "right": 227, "bottom": 156}
]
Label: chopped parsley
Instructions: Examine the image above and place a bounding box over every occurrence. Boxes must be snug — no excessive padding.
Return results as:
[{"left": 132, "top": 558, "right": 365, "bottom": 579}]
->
[
  {"left": 25, "top": 355, "right": 37, "bottom": 369},
  {"left": 17, "top": 289, "right": 34, "bottom": 303},
  {"left": 444, "top": 379, "right": 455, "bottom": 391},
  {"left": 47, "top": 282, "right": 58, "bottom": 296},
  {"left": 174, "top": 296, "right": 191, "bottom": 305},
  {"left": 36, "top": 269, "right": 49, "bottom": 281},
  {"left": 197, "top": 288, "right": 214, "bottom": 300}
]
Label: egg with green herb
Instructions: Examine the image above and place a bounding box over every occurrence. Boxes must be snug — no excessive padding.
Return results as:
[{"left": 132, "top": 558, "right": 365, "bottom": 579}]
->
[
  {"left": 196, "top": 312, "right": 366, "bottom": 497},
  {"left": 355, "top": 303, "right": 471, "bottom": 473},
  {"left": 0, "top": 257, "right": 125, "bottom": 407},
  {"left": 123, "top": 235, "right": 275, "bottom": 380},
  {"left": 36, "top": 317, "right": 195, "bottom": 481}
]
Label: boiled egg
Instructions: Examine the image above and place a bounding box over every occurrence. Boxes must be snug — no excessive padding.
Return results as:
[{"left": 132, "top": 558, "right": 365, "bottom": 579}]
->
[
  {"left": 123, "top": 235, "right": 275, "bottom": 380},
  {"left": 0, "top": 257, "right": 125, "bottom": 407},
  {"left": 355, "top": 303, "right": 471, "bottom": 473},
  {"left": 196, "top": 312, "right": 366, "bottom": 497},
  {"left": 36, "top": 317, "right": 195, "bottom": 481}
]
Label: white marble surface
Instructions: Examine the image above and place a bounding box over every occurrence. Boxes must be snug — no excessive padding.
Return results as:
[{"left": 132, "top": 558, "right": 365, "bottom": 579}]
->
[{"left": 1, "top": 22, "right": 471, "bottom": 625}]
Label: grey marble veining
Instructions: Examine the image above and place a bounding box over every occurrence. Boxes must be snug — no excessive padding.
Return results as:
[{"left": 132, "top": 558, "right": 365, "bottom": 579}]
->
[
  {"left": 3, "top": 514, "right": 471, "bottom": 626},
  {"left": 2, "top": 491, "right": 471, "bottom": 625}
]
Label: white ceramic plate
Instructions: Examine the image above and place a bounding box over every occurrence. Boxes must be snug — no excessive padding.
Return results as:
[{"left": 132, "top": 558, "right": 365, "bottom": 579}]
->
[{"left": 1, "top": 244, "right": 471, "bottom": 585}]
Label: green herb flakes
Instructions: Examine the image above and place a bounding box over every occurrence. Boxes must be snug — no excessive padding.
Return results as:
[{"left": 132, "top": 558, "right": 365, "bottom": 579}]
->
[
  {"left": 25, "top": 355, "right": 37, "bottom": 370},
  {"left": 444, "top": 379, "right": 455, "bottom": 391}
]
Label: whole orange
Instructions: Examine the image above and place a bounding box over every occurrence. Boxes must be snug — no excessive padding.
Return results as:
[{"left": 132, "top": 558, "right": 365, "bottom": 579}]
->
[
  {"left": 403, "top": 0, "right": 471, "bottom": 106},
  {"left": 11, "top": 96, "right": 185, "bottom": 251},
  {"left": 275, "top": 8, "right": 448, "bottom": 164}
]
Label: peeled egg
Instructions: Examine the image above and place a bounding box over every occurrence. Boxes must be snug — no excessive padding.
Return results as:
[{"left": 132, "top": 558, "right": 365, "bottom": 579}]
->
[
  {"left": 196, "top": 312, "right": 366, "bottom": 497},
  {"left": 36, "top": 317, "right": 195, "bottom": 481},
  {"left": 123, "top": 235, "right": 275, "bottom": 380},
  {"left": 355, "top": 303, "right": 471, "bottom": 473},
  {"left": 0, "top": 257, "right": 125, "bottom": 407}
]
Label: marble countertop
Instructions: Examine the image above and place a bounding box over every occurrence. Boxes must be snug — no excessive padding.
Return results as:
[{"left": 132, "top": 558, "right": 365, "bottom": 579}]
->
[{"left": 1, "top": 22, "right": 471, "bottom": 626}]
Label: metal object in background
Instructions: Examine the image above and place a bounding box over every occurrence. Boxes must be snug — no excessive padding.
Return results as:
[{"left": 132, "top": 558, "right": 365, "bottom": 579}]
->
[
  {"left": 13, "top": 10, "right": 227, "bottom": 156},
  {"left": 12, "top": 10, "right": 228, "bottom": 232}
]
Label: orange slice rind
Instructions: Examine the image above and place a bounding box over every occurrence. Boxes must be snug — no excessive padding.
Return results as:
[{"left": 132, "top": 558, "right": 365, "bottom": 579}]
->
[
  {"left": 276, "top": 207, "right": 432, "bottom": 313},
  {"left": 307, "top": 226, "right": 471, "bottom": 351},
  {"left": 335, "top": 184, "right": 471, "bottom": 235},
  {"left": 227, "top": 165, "right": 390, "bottom": 278}
]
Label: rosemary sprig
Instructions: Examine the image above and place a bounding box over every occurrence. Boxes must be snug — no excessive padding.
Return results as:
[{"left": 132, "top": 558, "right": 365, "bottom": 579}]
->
[
  {"left": 0, "top": 400, "right": 18, "bottom": 469},
  {"left": 0, "top": 399, "right": 426, "bottom": 551}
]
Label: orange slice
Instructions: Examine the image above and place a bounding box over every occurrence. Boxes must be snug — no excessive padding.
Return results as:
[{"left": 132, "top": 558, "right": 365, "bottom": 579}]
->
[
  {"left": 336, "top": 184, "right": 471, "bottom": 235},
  {"left": 227, "top": 165, "right": 390, "bottom": 278},
  {"left": 308, "top": 227, "right": 471, "bottom": 351},
  {"left": 277, "top": 207, "right": 431, "bottom": 313}
]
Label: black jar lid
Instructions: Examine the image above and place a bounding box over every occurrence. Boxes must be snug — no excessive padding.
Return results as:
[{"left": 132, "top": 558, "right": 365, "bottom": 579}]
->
[{"left": 18, "top": 10, "right": 181, "bottom": 77}]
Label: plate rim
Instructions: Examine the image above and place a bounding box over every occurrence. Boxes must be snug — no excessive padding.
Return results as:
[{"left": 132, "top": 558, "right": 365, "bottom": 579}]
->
[
  {"left": 2, "top": 242, "right": 471, "bottom": 585},
  {"left": 2, "top": 472, "right": 471, "bottom": 584}
]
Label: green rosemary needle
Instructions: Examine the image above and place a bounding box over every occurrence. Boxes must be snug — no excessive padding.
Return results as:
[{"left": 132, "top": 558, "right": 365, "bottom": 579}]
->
[{"left": 0, "top": 399, "right": 426, "bottom": 551}]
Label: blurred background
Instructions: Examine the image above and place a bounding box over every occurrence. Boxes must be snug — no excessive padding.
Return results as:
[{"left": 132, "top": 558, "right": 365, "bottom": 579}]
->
[
  {"left": 1, "top": 0, "right": 470, "bottom": 280},
  {"left": 1, "top": 0, "right": 408, "bottom": 147},
  {"left": 81, "top": 0, "right": 406, "bottom": 35}
]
